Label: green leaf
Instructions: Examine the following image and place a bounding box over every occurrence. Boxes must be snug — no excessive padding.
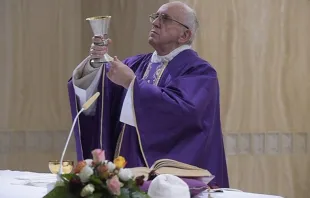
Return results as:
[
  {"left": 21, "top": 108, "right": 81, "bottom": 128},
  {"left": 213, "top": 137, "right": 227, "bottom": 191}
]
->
[
  {"left": 89, "top": 175, "right": 108, "bottom": 192},
  {"left": 60, "top": 173, "right": 76, "bottom": 183},
  {"left": 89, "top": 175, "right": 104, "bottom": 185},
  {"left": 123, "top": 179, "right": 139, "bottom": 191},
  {"left": 93, "top": 164, "right": 102, "bottom": 176},
  {"left": 43, "top": 186, "right": 74, "bottom": 198},
  {"left": 131, "top": 191, "right": 150, "bottom": 198},
  {"left": 131, "top": 183, "right": 141, "bottom": 191},
  {"left": 118, "top": 188, "right": 130, "bottom": 198}
]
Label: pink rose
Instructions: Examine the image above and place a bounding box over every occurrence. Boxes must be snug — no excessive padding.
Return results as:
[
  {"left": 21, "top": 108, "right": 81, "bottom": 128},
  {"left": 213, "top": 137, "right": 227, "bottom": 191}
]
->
[
  {"left": 107, "top": 175, "right": 122, "bottom": 195},
  {"left": 91, "top": 149, "right": 105, "bottom": 163}
]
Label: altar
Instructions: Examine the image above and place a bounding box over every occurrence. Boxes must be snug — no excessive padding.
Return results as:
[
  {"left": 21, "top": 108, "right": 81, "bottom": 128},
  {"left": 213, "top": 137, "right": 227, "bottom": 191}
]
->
[{"left": 0, "top": 170, "right": 284, "bottom": 198}]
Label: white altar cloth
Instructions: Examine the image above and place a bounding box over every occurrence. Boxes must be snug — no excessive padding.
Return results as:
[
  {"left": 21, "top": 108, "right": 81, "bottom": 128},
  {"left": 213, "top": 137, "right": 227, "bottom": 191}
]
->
[{"left": 0, "top": 170, "right": 284, "bottom": 198}]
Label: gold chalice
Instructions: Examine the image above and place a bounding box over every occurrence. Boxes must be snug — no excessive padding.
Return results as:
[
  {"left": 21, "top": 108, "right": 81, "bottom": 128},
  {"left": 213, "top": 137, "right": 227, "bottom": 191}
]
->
[{"left": 48, "top": 160, "right": 74, "bottom": 174}]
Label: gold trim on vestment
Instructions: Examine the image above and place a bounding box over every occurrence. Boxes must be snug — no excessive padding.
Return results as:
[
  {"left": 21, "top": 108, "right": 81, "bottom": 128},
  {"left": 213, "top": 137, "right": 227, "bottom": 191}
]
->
[
  {"left": 75, "top": 92, "right": 84, "bottom": 159},
  {"left": 142, "top": 63, "right": 152, "bottom": 80},
  {"left": 100, "top": 66, "right": 105, "bottom": 150},
  {"left": 154, "top": 61, "right": 168, "bottom": 84},
  {"left": 114, "top": 60, "right": 169, "bottom": 168},
  {"left": 131, "top": 80, "right": 149, "bottom": 168},
  {"left": 114, "top": 124, "right": 126, "bottom": 159}
]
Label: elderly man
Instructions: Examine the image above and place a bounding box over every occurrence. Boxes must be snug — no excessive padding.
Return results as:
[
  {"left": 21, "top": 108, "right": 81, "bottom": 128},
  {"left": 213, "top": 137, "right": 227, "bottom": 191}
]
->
[{"left": 68, "top": 1, "right": 229, "bottom": 187}]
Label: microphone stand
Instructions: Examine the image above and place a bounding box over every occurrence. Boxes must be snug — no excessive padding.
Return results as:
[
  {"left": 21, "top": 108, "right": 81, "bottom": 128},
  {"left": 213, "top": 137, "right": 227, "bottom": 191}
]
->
[
  {"left": 57, "top": 92, "right": 100, "bottom": 181},
  {"left": 58, "top": 107, "right": 84, "bottom": 177}
]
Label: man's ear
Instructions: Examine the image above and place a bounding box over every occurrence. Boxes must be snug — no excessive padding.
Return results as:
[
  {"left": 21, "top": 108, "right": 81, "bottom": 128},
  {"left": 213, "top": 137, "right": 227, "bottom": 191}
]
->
[{"left": 178, "top": 29, "right": 192, "bottom": 44}]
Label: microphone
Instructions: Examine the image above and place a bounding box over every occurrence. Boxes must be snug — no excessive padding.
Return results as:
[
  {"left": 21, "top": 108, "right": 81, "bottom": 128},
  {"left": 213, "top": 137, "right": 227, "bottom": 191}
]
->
[{"left": 58, "top": 92, "right": 100, "bottom": 177}]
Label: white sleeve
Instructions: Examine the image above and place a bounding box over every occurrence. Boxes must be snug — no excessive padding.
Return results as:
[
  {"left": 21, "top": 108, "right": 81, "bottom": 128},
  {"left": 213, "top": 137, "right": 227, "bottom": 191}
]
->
[
  {"left": 119, "top": 77, "right": 136, "bottom": 126},
  {"left": 72, "top": 56, "right": 103, "bottom": 115}
]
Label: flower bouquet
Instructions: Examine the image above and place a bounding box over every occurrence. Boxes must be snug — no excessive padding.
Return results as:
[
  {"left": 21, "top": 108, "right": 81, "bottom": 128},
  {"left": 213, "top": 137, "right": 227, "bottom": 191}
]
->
[{"left": 44, "top": 149, "right": 149, "bottom": 198}]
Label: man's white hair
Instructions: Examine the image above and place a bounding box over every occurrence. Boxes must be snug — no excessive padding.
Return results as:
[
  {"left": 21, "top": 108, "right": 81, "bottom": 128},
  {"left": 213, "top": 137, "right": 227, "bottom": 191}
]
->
[
  {"left": 170, "top": 1, "right": 199, "bottom": 44},
  {"left": 184, "top": 7, "right": 199, "bottom": 44}
]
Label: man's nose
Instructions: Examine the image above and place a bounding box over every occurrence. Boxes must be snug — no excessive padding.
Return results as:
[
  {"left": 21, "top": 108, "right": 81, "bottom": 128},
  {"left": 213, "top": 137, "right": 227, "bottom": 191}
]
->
[{"left": 152, "top": 17, "right": 161, "bottom": 28}]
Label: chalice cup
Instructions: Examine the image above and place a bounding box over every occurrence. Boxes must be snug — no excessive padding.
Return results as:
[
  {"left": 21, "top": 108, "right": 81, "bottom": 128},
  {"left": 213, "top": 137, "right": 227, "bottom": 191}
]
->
[
  {"left": 48, "top": 160, "right": 74, "bottom": 174},
  {"left": 86, "top": 16, "right": 113, "bottom": 67}
]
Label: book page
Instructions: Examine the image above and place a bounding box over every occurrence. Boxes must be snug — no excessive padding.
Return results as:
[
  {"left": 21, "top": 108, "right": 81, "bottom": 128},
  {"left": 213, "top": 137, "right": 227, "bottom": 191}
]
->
[
  {"left": 151, "top": 159, "right": 212, "bottom": 177},
  {"left": 156, "top": 167, "right": 211, "bottom": 177},
  {"left": 130, "top": 159, "right": 212, "bottom": 179},
  {"left": 153, "top": 159, "right": 205, "bottom": 171}
]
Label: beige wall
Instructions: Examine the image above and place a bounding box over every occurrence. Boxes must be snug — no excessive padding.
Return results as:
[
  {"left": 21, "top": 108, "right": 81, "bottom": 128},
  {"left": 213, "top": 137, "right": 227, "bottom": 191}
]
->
[
  {"left": 0, "top": 0, "right": 309, "bottom": 198},
  {"left": 0, "top": 0, "right": 166, "bottom": 172},
  {"left": 0, "top": 0, "right": 82, "bottom": 171},
  {"left": 181, "top": 0, "right": 310, "bottom": 197}
]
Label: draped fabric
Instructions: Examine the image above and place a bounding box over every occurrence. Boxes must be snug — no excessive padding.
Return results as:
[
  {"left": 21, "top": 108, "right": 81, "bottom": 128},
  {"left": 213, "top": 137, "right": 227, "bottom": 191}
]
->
[{"left": 0, "top": 0, "right": 309, "bottom": 197}]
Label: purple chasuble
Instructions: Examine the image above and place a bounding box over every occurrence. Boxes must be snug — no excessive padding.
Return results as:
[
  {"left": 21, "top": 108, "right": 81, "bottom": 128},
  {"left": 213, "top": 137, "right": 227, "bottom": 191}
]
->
[{"left": 67, "top": 49, "right": 229, "bottom": 188}]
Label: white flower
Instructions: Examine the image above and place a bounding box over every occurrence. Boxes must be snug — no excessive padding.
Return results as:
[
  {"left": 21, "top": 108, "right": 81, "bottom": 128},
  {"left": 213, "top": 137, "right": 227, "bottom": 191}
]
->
[
  {"left": 84, "top": 159, "right": 93, "bottom": 166},
  {"left": 80, "top": 184, "right": 95, "bottom": 197},
  {"left": 118, "top": 168, "right": 133, "bottom": 181},
  {"left": 107, "top": 161, "right": 116, "bottom": 172},
  {"left": 79, "top": 166, "right": 94, "bottom": 183}
]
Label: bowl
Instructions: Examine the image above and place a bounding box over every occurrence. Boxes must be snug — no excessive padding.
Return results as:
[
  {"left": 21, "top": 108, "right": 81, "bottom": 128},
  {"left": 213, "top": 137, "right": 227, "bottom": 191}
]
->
[{"left": 48, "top": 160, "right": 74, "bottom": 174}]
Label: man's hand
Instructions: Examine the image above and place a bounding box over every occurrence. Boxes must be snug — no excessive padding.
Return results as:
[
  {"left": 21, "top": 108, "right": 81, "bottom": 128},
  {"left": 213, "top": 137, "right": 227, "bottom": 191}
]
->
[
  {"left": 107, "top": 56, "right": 136, "bottom": 89},
  {"left": 89, "top": 36, "right": 112, "bottom": 59}
]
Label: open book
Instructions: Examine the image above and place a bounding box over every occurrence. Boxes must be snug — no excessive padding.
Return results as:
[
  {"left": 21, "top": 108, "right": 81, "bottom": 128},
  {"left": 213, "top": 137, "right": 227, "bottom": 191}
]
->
[{"left": 129, "top": 159, "right": 212, "bottom": 180}]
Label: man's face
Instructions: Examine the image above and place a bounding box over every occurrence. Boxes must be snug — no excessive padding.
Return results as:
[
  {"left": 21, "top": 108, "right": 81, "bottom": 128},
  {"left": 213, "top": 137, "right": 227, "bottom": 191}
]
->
[{"left": 148, "top": 4, "right": 189, "bottom": 48}]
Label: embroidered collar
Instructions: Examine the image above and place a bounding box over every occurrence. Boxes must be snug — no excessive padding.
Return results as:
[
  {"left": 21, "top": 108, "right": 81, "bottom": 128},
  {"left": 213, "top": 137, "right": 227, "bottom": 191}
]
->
[{"left": 151, "top": 45, "right": 192, "bottom": 63}]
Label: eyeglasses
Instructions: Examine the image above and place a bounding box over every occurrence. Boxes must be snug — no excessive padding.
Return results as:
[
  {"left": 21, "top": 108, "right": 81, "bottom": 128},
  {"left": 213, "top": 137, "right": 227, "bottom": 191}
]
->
[{"left": 149, "top": 13, "right": 189, "bottom": 29}]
